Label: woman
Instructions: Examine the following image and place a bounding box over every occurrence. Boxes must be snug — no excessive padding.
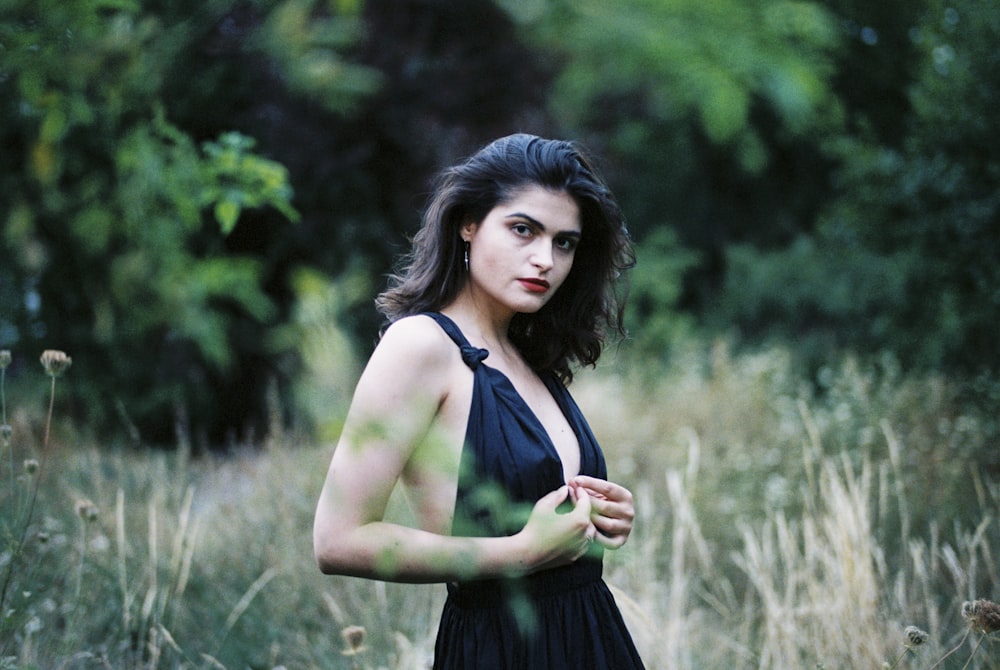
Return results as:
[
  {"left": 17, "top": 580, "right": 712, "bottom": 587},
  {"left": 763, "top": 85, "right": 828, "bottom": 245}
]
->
[{"left": 313, "top": 133, "right": 644, "bottom": 668}]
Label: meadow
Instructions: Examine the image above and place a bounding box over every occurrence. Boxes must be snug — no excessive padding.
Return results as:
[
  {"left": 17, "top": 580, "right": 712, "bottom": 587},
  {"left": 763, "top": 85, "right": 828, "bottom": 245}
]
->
[{"left": 1, "top": 342, "right": 999, "bottom": 669}]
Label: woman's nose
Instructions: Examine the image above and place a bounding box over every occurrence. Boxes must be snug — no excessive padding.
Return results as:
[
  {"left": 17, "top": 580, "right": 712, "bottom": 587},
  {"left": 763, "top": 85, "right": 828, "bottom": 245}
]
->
[{"left": 529, "top": 241, "right": 554, "bottom": 270}]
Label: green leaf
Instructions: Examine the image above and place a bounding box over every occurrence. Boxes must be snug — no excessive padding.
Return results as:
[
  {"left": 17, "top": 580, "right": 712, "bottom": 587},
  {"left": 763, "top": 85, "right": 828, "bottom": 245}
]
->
[{"left": 214, "top": 199, "right": 241, "bottom": 234}]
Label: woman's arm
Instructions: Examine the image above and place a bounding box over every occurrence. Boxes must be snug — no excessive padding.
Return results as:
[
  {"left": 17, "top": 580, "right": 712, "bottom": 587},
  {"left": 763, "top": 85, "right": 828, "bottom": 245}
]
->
[{"left": 313, "top": 317, "right": 596, "bottom": 583}]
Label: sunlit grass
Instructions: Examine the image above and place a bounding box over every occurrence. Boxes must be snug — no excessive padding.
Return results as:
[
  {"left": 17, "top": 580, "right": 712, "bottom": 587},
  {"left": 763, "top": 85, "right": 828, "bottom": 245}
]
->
[{"left": 1, "top": 342, "right": 998, "bottom": 668}]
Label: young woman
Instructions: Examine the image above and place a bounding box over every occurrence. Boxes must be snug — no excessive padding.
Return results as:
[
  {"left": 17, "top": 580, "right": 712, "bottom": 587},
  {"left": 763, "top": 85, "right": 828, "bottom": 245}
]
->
[{"left": 313, "top": 133, "right": 644, "bottom": 668}]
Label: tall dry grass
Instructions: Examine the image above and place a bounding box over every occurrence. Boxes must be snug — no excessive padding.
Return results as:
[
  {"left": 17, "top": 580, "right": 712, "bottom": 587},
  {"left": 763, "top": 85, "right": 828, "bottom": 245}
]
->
[
  {"left": 578, "top": 343, "right": 1000, "bottom": 669},
  {"left": 1, "top": 341, "right": 998, "bottom": 668}
]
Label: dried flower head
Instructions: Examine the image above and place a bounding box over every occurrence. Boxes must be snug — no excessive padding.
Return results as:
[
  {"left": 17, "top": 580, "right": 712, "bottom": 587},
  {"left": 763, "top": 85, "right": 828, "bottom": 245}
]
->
[
  {"left": 904, "top": 625, "right": 929, "bottom": 647},
  {"left": 340, "top": 625, "right": 367, "bottom": 656},
  {"left": 23, "top": 458, "right": 39, "bottom": 475},
  {"left": 75, "top": 498, "right": 99, "bottom": 523},
  {"left": 1, "top": 424, "right": 11, "bottom": 443},
  {"left": 0, "top": 350, "right": 11, "bottom": 369},
  {"left": 962, "top": 599, "right": 1000, "bottom": 634},
  {"left": 40, "top": 350, "right": 72, "bottom": 377}
]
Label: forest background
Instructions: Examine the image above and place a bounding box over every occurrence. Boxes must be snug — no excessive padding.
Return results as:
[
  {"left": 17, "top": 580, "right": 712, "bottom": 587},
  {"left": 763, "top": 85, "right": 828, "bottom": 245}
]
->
[{"left": 1, "top": 0, "right": 999, "bottom": 668}]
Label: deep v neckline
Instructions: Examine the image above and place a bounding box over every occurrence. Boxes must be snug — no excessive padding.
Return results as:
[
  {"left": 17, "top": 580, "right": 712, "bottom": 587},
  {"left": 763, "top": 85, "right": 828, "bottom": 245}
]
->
[
  {"left": 480, "top": 362, "right": 582, "bottom": 479},
  {"left": 425, "top": 312, "right": 581, "bottom": 477},
  {"left": 423, "top": 310, "right": 607, "bottom": 496}
]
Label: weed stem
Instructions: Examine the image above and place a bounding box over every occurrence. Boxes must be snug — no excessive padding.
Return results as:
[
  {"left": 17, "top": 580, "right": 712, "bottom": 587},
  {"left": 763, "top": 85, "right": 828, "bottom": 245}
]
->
[
  {"left": 958, "top": 632, "right": 987, "bottom": 670},
  {"left": 886, "top": 647, "right": 910, "bottom": 670},
  {"left": 2, "top": 363, "right": 9, "bottom": 490},
  {"left": 0, "top": 373, "right": 59, "bottom": 619},
  {"left": 928, "top": 628, "right": 971, "bottom": 670}
]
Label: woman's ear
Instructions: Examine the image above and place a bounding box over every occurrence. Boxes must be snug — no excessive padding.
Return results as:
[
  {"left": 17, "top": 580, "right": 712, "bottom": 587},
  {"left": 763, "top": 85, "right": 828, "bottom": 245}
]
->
[{"left": 460, "top": 218, "right": 478, "bottom": 242}]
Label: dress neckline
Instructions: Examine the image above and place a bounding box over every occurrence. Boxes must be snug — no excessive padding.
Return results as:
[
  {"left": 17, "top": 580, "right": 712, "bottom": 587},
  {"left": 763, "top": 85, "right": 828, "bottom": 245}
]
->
[{"left": 422, "top": 311, "right": 582, "bottom": 480}]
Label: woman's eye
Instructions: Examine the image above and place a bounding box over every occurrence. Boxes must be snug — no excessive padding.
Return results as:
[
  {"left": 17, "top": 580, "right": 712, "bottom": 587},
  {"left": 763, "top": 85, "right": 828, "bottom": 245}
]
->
[
  {"left": 512, "top": 223, "right": 532, "bottom": 236},
  {"left": 555, "top": 237, "right": 578, "bottom": 252}
]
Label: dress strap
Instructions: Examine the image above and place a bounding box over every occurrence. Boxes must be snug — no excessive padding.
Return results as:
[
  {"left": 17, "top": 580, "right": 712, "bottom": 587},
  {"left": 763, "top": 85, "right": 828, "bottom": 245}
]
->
[{"left": 422, "top": 312, "right": 489, "bottom": 370}]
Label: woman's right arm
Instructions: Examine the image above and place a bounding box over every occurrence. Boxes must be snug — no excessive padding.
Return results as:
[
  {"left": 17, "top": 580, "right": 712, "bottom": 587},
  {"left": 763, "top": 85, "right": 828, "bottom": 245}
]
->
[{"left": 312, "top": 317, "right": 595, "bottom": 584}]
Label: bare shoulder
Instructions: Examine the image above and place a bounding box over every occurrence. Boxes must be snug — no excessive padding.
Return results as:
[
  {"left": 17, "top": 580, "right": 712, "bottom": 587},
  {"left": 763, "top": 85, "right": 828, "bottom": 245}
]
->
[
  {"left": 375, "top": 314, "right": 455, "bottom": 368},
  {"left": 360, "top": 315, "right": 461, "bottom": 398}
]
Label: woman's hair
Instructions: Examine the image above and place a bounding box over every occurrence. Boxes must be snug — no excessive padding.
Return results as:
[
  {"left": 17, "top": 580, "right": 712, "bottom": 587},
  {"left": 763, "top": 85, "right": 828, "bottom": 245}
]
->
[{"left": 376, "top": 133, "right": 634, "bottom": 383}]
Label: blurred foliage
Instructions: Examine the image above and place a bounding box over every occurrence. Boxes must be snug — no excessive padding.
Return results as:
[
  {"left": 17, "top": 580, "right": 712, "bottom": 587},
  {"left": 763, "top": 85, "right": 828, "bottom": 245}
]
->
[
  {"left": 1, "top": 0, "right": 998, "bottom": 443},
  {"left": 269, "top": 266, "right": 370, "bottom": 441},
  {"left": 257, "top": 0, "right": 383, "bottom": 113},
  {"left": 519, "top": 0, "right": 843, "bottom": 164},
  {"left": 507, "top": 0, "right": 1000, "bottom": 379},
  {"left": 503, "top": 0, "right": 847, "bottom": 304},
  {"left": 1, "top": 0, "right": 557, "bottom": 443},
  {"left": 702, "top": 0, "right": 1000, "bottom": 372},
  {"left": 623, "top": 228, "right": 700, "bottom": 365},
  {"left": 0, "top": 0, "right": 318, "bottom": 443}
]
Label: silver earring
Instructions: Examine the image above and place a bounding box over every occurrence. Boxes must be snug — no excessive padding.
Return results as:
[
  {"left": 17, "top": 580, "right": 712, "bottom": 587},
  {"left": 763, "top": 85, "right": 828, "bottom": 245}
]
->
[{"left": 464, "top": 241, "right": 470, "bottom": 272}]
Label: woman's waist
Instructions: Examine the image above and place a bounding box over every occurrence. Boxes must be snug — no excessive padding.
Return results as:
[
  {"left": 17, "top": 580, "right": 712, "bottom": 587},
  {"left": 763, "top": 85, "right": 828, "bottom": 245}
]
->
[{"left": 446, "top": 559, "right": 604, "bottom": 608}]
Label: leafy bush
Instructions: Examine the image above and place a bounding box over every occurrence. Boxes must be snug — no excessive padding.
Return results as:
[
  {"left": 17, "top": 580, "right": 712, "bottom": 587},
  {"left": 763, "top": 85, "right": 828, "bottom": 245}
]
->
[
  {"left": 0, "top": 1, "right": 338, "bottom": 443},
  {"left": 711, "top": 0, "right": 1000, "bottom": 373}
]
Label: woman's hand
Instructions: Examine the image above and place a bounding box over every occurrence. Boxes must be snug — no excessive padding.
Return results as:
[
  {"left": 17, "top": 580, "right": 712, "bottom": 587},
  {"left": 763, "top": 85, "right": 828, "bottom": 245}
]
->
[
  {"left": 516, "top": 485, "right": 597, "bottom": 571},
  {"left": 568, "top": 476, "right": 635, "bottom": 550}
]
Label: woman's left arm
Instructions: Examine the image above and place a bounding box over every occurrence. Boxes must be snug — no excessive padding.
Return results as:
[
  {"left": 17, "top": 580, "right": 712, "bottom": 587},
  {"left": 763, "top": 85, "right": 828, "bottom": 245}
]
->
[{"left": 569, "top": 475, "right": 635, "bottom": 550}]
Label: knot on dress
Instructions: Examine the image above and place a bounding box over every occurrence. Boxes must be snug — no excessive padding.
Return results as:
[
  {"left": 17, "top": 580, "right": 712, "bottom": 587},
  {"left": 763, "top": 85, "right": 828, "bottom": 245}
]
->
[{"left": 460, "top": 344, "right": 489, "bottom": 370}]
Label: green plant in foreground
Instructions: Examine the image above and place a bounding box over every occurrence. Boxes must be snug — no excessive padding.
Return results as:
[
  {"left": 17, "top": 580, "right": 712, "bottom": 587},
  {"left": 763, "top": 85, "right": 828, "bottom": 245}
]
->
[
  {"left": 1, "top": 350, "right": 12, "bottom": 501},
  {"left": 0, "top": 349, "right": 72, "bottom": 632},
  {"left": 73, "top": 498, "right": 99, "bottom": 605}
]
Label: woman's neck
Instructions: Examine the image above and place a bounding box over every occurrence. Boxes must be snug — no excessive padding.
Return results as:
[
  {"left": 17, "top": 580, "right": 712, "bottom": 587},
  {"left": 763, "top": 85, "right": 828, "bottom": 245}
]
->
[{"left": 439, "top": 293, "right": 515, "bottom": 356}]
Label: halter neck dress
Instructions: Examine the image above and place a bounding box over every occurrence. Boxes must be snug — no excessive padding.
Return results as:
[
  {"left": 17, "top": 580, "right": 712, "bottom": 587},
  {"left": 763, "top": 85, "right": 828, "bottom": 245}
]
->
[{"left": 424, "top": 312, "right": 644, "bottom": 669}]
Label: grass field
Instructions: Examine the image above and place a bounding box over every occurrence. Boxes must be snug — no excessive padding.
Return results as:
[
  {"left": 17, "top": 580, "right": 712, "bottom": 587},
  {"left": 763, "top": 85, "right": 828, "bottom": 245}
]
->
[{"left": 2, "top": 343, "right": 999, "bottom": 669}]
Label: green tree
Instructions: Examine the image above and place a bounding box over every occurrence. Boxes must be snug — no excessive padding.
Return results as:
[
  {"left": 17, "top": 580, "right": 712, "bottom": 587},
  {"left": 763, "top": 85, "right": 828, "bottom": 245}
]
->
[
  {"left": 0, "top": 0, "right": 377, "bottom": 442},
  {"left": 1, "top": 0, "right": 560, "bottom": 443},
  {"left": 720, "top": 0, "right": 1000, "bottom": 372},
  {"left": 499, "top": 0, "right": 845, "bottom": 353}
]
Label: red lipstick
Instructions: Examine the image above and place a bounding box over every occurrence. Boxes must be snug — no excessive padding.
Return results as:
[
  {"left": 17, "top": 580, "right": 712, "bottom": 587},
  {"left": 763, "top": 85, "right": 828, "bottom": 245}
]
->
[{"left": 518, "top": 278, "right": 550, "bottom": 293}]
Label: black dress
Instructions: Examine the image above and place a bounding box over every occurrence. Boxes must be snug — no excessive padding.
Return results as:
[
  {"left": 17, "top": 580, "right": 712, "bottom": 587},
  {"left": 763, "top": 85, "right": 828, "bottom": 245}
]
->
[{"left": 425, "top": 313, "right": 644, "bottom": 670}]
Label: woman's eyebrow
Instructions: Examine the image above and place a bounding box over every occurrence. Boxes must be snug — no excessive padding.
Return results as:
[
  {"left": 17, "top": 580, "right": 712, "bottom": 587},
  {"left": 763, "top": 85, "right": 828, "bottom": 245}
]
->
[{"left": 504, "top": 212, "right": 582, "bottom": 238}]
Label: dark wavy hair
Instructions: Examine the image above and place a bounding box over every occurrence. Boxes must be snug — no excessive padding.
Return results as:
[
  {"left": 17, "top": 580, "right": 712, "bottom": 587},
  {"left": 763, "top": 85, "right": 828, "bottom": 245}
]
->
[{"left": 376, "top": 133, "right": 634, "bottom": 383}]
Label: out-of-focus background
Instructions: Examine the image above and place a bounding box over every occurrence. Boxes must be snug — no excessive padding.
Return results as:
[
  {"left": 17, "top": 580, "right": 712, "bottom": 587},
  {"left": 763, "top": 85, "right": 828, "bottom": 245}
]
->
[{"left": 1, "top": 1, "right": 998, "bottom": 668}]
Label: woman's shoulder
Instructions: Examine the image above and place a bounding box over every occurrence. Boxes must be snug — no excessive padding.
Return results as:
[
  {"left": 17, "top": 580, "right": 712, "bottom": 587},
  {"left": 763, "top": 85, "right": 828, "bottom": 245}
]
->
[{"left": 374, "top": 314, "right": 458, "bottom": 371}]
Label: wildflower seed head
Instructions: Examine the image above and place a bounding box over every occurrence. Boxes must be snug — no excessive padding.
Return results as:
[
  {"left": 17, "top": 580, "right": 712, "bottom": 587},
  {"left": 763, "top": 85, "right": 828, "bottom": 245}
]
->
[
  {"left": 75, "top": 498, "right": 99, "bottom": 523},
  {"left": 962, "top": 599, "right": 1000, "bottom": 634},
  {"left": 40, "top": 350, "right": 71, "bottom": 377},
  {"left": 23, "top": 458, "right": 39, "bottom": 475},
  {"left": 0, "top": 350, "right": 11, "bottom": 369},
  {"left": 904, "top": 625, "right": 929, "bottom": 647},
  {"left": 1, "top": 424, "right": 11, "bottom": 443},
  {"left": 340, "top": 625, "right": 367, "bottom": 656}
]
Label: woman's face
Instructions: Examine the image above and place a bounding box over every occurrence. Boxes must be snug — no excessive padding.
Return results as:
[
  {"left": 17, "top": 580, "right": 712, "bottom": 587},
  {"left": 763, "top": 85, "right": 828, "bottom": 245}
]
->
[{"left": 461, "top": 185, "right": 581, "bottom": 317}]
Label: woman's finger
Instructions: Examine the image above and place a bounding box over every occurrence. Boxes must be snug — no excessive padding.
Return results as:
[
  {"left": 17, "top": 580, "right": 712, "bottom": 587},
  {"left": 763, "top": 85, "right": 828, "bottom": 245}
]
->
[
  {"left": 571, "top": 475, "right": 630, "bottom": 503},
  {"left": 572, "top": 484, "right": 592, "bottom": 520},
  {"left": 536, "top": 485, "right": 571, "bottom": 512}
]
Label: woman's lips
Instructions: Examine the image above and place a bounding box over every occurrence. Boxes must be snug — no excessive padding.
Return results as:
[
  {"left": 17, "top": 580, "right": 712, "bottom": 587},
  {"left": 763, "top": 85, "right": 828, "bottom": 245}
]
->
[{"left": 518, "top": 278, "right": 550, "bottom": 293}]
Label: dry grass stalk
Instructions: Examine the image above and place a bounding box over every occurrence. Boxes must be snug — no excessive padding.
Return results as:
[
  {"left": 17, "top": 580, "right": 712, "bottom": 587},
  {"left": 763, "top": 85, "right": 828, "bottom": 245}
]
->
[{"left": 0, "top": 349, "right": 72, "bottom": 623}]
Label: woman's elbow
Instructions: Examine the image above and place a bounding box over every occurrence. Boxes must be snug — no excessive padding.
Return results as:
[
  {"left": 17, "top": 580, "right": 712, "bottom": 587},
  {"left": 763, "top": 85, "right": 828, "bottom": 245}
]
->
[
  {"left": 314, "top": 542, "right": 334, "bottom": 574},
  {"left": 314, "top": 522, "right": 373, "bottom": 577},
  {"left": 313, "top": 527, "right": 347, "bottom": 575},
  {"left": 315, "top": 553, "right": 341, "bottom": 575}
]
